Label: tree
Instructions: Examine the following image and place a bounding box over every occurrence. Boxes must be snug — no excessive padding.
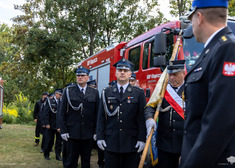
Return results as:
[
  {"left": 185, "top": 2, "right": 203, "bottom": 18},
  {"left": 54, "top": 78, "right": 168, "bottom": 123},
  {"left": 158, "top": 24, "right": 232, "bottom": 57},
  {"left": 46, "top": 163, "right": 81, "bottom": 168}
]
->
[
  {"left": 8, "top": 0, "right": 166, "bottom": 103},
  {"left": 229, "top": 0, "right": 235, "bottom": 16},
  {"left": 97, "top": 0, "right": 166, "bottom": 47},
  {"left": 169, "top": 0, "right": 192, "bottom": 18}
]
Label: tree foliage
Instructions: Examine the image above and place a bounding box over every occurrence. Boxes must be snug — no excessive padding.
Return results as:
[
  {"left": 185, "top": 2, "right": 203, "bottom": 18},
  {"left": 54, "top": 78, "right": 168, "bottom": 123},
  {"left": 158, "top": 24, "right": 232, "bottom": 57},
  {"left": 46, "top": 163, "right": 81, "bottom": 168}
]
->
[
  {"left": 229, "top": 0, "right": 235, "bottom": 16},
  {"left": 169, "top": 0, "right": 192, "bottom": 18},
  {"left": 0, "top": 0, "right": 166, "bottom": 104}
]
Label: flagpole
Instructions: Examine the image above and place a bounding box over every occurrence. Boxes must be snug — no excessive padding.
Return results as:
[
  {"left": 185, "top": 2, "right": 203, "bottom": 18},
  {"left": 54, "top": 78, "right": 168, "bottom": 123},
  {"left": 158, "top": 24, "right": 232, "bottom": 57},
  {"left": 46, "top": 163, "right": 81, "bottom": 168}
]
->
[{"left": 138, "top": 32, "right": 182, "bottom": 168}]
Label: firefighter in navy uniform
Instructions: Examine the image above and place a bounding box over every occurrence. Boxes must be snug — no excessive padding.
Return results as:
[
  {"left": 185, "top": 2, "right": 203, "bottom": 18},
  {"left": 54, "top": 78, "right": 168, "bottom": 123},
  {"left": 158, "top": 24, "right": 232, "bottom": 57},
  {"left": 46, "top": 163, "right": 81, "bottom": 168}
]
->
[
  {"left": 145, "top": 60, "right": 185, "bottom": 168},
  {"left": 129, "top": 72, "right": 137, "bottom": 86},
  {"left": 87, "top": 80, "right": 105, "bottom": 168},
  {"left": 39, "top": 95, "right": 49, "bottom": 153},
  {"left": 33, "top": 92, "right": 49, "bottom": 146},
  {"left": 180, "top": 0, "right": 235, "bottom": 167},
  {"left": 60, "top": 66, "right": 99, "bottom": 168},
  {"left": 97, "top": 58, "right": 146, "bottom": 168},
  {"left": 43, "top": 89, "right": 63, "bottom": 161}
]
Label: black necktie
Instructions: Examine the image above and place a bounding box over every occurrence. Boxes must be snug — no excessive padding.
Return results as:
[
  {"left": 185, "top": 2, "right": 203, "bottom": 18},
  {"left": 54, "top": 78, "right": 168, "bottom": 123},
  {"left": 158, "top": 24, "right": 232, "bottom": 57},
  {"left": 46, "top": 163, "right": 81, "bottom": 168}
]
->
[
  {"left": 120, "top": 86, "right": 123, "bottom": 98},
  {"left": 81, "top": 88, "right": 84, "bottom": 96}
]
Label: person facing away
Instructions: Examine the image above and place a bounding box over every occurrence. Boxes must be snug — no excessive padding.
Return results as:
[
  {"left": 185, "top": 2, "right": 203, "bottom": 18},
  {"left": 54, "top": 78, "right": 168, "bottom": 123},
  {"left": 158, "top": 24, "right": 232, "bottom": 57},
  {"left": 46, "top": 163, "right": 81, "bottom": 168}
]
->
[
  {"left": 180, "top": 0, "right": 235, "bottom": 167},
  {"left": 145, "top": 60, "right": 186, "bottom": 168},
  {"left": 60, "top": 65, "right": 99, "bottom": 168},
  {"left": 96, "top": 58, "right": 146, "bottom": 168}
]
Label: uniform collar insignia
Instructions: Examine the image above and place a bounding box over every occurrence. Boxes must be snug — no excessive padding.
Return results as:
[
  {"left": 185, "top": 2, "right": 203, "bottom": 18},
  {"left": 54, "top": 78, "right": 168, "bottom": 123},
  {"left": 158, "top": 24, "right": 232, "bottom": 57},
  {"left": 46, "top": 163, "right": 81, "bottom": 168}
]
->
[
  {"left": 113, "top": 87, "right": 117, "bottom": 92},
  {"left": 127, "top": 87, "right": 132, "bottom": 92},
  {"left": 221, "top": 36, "right": 227, "bottom": 41}
]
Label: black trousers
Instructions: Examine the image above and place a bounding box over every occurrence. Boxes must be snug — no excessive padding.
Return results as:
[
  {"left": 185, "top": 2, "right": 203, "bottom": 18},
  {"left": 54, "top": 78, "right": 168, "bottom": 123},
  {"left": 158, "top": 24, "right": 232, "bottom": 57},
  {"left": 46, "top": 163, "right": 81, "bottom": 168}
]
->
[
  {"left": 35, "top": 120, "right": 41, "bottom": 143},
  {"left": 62, "top": 140, "right": 68, "bottom": 167},
  {"left": 97, "top": 147, "right": 105, "bottom": 166},
  {"left": 40, "top": 127, "right": 46, "bottom": 150},
  {"left": 158, "top": 149, "right": 180, "bottom": 168},
  {"left": 44, "top": 128, "right": 62, "bottom": 158},
  {"left": 104, "top": 151, "right": 138, "bottom": 168},
  {"left": 65, "top": 138, "right": 93, "bottom": 168}
]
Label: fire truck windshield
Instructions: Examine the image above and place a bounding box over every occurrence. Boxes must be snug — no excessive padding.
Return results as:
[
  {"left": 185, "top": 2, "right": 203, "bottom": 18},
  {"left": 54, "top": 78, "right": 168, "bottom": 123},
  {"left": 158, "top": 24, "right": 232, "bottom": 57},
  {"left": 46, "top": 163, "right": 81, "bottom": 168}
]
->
[{"left": 183, "top": 37, "right": 204, "bottom": 72}]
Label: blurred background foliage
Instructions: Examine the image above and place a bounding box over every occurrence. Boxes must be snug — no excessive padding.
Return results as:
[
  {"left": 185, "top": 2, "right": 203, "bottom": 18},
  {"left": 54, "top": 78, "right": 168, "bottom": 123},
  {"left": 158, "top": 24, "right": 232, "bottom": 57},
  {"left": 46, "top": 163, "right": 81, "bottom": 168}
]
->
[{"left": 0, "top": 0, "right": 234, "bottom": 123}]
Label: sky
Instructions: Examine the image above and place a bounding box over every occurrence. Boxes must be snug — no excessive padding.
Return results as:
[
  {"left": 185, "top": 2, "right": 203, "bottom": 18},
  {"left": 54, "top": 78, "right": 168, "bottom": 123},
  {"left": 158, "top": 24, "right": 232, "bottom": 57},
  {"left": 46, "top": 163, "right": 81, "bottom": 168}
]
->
[{"left": 0, "top": 0, "right": 177, "bottom": 26}]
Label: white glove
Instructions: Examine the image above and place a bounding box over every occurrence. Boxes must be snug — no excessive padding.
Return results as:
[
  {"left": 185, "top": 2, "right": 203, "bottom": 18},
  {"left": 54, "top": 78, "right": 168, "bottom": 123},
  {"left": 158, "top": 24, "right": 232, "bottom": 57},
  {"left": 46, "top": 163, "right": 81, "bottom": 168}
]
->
[
  {"left": 93, "top": 134, "right": 97, "bottom": 141},
  {"left": 61, "top": 133, "right": 70, "bottom": 141},
  {"left": 146, "top": 118, "right": 157, "bottom": 137},
  {"left": 135, "top": 141, "right": 145, "bottom": 153},
  {"left": 97, "top": 140, "right": 107, "bottom": 150}
]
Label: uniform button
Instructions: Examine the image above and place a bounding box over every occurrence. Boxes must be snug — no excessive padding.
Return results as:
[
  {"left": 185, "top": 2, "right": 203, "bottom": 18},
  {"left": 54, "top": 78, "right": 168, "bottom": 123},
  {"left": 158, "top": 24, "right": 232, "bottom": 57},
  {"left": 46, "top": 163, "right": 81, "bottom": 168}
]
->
[
  {"left": 120, "top": 120, "right": 122, "bottom": 123},
  {"left": 193, "top": 77, "right": 195, "bottom": 80},
  {"left": 184, "top": 131, "right": 187, "bottom": 134},
  {"left": 173, "top": 129, "right": 176, "bottom": 131},
  {"left": 185, "top": 84, "right": 187, "bottom": 87},
  {"left": 120, "top": 112, "right": 122, "bottom": 114},
  {"left": 82, "top": 123, "right": 84, "bottom": 125},
  {"left": 120, "top": 103, "right": 122, "bottom": 106},
  {"left": 173, "top": 120, "right": 175, "bottom": 122},
  {"left": 120, "top": 129, "right": 122, "bottom": 131},
  {"left": 173, "top": 111, "right": 176, "bottom": 113}
]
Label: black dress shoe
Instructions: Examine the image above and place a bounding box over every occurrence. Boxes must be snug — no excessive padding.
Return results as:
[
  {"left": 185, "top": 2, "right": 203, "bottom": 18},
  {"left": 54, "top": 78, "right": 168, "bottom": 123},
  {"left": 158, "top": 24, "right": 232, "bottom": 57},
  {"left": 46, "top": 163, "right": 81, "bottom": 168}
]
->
[
  {"left": 45, "top": 157, "right": 50, "bottom": 160},
  {"left": 56, "top": 157, "right": 62, "bottom": 161}
]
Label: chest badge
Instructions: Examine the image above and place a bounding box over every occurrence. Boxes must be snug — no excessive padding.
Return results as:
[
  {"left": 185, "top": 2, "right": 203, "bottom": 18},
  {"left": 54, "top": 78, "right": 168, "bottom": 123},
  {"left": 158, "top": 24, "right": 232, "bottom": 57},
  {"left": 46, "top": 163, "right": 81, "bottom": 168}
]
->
[
  {"left": 223, "top": 62, "right": 235, "bottom": 76},
  {"left": 127, "top": 96, "right": 131, "bottom": 104},
  {"left": 110, "top": 105, "right": 113, "bottom": 109}
]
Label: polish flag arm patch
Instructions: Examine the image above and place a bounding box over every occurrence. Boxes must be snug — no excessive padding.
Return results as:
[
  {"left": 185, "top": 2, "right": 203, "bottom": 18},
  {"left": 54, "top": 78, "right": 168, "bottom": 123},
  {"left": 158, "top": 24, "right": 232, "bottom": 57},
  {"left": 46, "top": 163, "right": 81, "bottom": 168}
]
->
[{"left": 223, "top": 62, "right": 235, "bottom": 76}]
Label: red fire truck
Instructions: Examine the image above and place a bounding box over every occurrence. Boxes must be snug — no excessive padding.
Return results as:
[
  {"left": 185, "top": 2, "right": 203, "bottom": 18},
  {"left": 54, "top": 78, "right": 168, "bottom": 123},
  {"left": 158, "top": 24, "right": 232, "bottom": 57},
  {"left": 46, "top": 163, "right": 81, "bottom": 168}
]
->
[
  {"left": 79, "top": 18, "right": 235, "bottom": 167},
  {"left": 79, "top": 18, "right": 235, "bottom": 101},
  {"left": 0, "top": 78, "right": 4, "bottom": 129}
]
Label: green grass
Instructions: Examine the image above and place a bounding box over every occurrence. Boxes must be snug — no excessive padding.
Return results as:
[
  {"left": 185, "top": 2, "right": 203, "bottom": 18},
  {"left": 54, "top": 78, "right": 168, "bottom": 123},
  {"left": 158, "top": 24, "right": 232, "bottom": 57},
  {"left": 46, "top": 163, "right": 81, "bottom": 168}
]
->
[{"left": 0, "top": 123, "right": 99, "bottom": 168}]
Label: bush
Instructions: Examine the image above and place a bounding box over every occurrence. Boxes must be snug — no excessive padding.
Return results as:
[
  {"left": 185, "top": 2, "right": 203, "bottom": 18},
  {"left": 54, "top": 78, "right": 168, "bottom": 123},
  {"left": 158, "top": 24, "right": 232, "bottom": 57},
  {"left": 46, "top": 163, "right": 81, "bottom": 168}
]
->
[
  {"left": 2, "top": 105, "right": 17, "bottom": 124},
  {"left": 3, "top": 92, "right": 34, "bottom": 124}
]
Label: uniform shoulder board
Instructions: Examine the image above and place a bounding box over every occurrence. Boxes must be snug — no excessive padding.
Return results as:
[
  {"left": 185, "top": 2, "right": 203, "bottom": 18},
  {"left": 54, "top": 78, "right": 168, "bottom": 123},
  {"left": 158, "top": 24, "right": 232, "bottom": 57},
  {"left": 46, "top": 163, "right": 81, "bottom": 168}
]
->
[
  {"left": 133, "top": 85, "right": 144, "bottom": 91},
  {"left": 103, "top": 86, "right": 110, "bottom": 91},
  {"left": 88, "top": 85, "right": 97, "bottom": 89},
  {"left": 67, "top": 84, "right": 75, "bottom": 89},
  {"left": 219, "top": 35, "right": 232, "bottom": 43}
]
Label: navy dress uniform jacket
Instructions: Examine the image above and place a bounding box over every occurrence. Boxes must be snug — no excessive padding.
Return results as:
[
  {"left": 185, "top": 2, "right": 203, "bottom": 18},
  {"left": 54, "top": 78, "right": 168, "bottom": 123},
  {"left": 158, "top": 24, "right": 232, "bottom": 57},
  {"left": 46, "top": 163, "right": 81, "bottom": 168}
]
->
[
  {"left": 44, "top": 97, "right": 58, "bottom": 130},
  {"left": 145, "top": 85, "right": 184, "bottom": 154},
  {"left": 56, "top": 97, "right": 62, "bottom": 130},
  {"left": 97, "top": 84, "right": 146, "bottom": 153},
  {"left": 180, "top": 27, "right": 235, "bottom": 167},
  {"left": 60, "top": 84, "right": 99, "bottom": 140},
  {"left": 33, "top": 99, "right": 44, "bottom": 120}
]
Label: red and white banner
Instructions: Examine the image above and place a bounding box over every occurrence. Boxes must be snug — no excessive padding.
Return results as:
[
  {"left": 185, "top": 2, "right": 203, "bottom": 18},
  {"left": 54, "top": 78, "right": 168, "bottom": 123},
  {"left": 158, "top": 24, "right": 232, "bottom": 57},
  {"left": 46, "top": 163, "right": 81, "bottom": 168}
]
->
[{"left": 164, "top": 84, "right": 185, "bottom": 119}]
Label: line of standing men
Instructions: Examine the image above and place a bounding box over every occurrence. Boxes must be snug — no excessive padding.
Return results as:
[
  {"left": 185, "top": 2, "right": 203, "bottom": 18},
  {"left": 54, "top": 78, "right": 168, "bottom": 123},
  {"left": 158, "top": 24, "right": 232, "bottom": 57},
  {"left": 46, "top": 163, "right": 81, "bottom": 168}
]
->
[
  {"left": 34, "top": 1, "right": 235, "bottom": 167},
  {"left": 34, "top": 57, "right": 185, "bottom": 168},
  {"left": 58, "top": 57, "right": 147, "bottom": 168},
  {"left": 43, "top": 89, "right": 63, "bottom": 161},
  {"left": 34, "top": 89, "right": 64, "bottom": 160}
]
